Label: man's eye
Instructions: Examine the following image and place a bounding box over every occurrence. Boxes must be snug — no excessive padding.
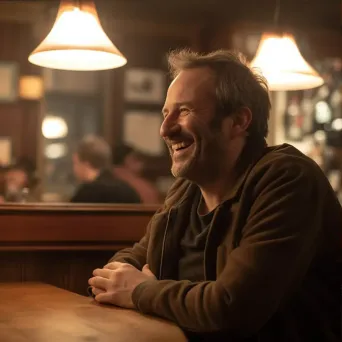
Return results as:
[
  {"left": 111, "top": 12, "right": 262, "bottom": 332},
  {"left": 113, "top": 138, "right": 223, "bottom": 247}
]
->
[{"left": 179, "top": 108, "right": 190, "bottom": 114}]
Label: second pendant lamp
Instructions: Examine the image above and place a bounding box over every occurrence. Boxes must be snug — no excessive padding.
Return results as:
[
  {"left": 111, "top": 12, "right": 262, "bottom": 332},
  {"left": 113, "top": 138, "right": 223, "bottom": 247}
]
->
[{"left": 250, "top": 0, "right": 324, "bottom": 91}]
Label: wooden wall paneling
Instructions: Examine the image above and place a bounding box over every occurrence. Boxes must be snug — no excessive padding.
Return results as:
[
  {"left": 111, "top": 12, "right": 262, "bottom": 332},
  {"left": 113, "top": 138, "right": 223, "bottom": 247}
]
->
[
  {"left": 0, "top": 205, "right": 156, "bottom": 250},
  {"left": 106, "top": 34, "right": 193, "bottom": 181},
  {"left": 0, "top": 205, "right": 157, "bottom": 295},
  {"left": 21, "top": 101, "right": 40, "bottom": 162},
  {"left": 0, "top": 105, "right": 23, "bottom": 159},
  {"left": 0, "top": 250, "right": 114, "bottom": 295},
  {"left": 104, "top": 23, "right": 201, "bottom": 149},
  {"left": 0, "top": 21, "right": 41, "bottom": 164}
]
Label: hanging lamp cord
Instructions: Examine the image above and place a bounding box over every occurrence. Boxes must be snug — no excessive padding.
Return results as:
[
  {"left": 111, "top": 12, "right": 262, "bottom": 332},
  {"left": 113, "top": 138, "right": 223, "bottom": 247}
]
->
[
  {"left": 273, "top": 0, "right": 281, "bottom": 27},
  {"left": 74, "top": 0, "right": 81, "bottom": 9}
]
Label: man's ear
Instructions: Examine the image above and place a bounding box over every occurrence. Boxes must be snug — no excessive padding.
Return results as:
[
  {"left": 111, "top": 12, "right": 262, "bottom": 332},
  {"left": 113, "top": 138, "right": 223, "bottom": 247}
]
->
[
  {"left": 83, "top": 161, "right": 92, "bottom": 170},
  {"left": 230, "top": 107, "right": 252, "bottom": 138}
]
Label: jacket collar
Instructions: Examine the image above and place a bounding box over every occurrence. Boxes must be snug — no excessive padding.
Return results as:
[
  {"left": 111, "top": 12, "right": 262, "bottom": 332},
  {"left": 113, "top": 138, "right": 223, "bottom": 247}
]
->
[
  {"left": 222, "top": 142, "right": 267, "bottom": 202},
  {"left": 166, "top": 142, "right": 268, "bottom": 210}
]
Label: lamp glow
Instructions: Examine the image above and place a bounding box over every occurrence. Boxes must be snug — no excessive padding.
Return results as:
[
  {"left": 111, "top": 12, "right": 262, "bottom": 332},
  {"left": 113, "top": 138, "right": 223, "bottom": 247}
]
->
[
  {"left": 42, "top": 116, "right": 68, "bottom": 139},
  {"left": 19, "top": 76, "right": 44, "bottom": 100},
  {"left": 250, "top": 33, "right": 324, "bottom": 91},
  {"left": 28, "top": 1, "right": 126, "bottom": 71}
]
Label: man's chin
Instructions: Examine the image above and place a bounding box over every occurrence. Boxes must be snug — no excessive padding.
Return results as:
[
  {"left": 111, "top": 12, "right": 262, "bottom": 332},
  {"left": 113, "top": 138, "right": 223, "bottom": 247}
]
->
[{"left": 171, "top": 161, "right": 194, "bottom": 179}]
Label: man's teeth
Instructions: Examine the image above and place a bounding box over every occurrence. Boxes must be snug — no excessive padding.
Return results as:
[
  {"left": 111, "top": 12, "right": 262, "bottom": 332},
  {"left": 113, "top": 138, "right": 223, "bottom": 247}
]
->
[{"left": 172, "top": 142, "right": 191, "bottom": 151}]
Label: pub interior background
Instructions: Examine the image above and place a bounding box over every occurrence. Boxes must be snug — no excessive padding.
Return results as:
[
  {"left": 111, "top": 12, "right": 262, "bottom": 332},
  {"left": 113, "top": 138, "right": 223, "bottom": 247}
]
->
[
  {"left": 0, "top": 0, "right": 340, "bottom": 296},
  {"left": 0, "top": 0, "right": 341, "bottom": 204}
]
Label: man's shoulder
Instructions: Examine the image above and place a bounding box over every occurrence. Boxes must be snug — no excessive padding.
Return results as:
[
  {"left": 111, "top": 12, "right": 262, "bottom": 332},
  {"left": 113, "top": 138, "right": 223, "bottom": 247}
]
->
[
  {"left": 162, "top": 178, "right": 193, "bottom": 210},
  {"left": 247, "top": 143, "right": 328, "bottom": 194},
  {"left": 254, "top": 143, "right": 321, "bottom": 175},
  {"left": 160, "top": 143, "right": 328, "bottom": 209}
]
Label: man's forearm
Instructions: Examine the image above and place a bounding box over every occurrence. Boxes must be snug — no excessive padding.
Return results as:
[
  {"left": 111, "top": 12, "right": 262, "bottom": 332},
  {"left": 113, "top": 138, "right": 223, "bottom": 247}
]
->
[{"left": 109, "top": 246, "right": 146, "bottom": 270}]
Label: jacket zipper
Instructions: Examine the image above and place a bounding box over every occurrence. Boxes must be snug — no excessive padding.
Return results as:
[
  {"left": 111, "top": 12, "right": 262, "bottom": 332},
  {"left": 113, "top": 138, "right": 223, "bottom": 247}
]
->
[
  {"left": 159, "top": 208, "right": 173, "bottom": 279},
  {"left": 203, "top": 205, "right": 222, "bottom": 281}
]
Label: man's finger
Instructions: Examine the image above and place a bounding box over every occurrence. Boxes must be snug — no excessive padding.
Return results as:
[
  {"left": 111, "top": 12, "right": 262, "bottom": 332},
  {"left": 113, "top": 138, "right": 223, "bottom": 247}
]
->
[
  {"left": 95, "top": 292, "right": 114, "bottom": 304},
  {"left": 88, "top": 276, "right": 110, "bottom": 290},
  {"left": 93, "top": 268, "right": 112, "bottom": 278},
  {"left": 91, "top": 287, "right": 105, "bottom": 296},
  {"left": 103, "top": 262, "right": 125, "bottom": 270}
]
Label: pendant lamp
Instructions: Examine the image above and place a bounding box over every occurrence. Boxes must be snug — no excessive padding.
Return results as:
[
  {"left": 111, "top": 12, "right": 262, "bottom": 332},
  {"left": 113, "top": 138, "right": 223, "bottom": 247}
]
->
[
  {"left": 28, "top": 0, "right": 127, "bottom": 71},
  {"left": 250, "top": 33, "right": 324, "bottom": 91},
  {"left": 250, "top": 0, "right": 324, "bottom": 91}
]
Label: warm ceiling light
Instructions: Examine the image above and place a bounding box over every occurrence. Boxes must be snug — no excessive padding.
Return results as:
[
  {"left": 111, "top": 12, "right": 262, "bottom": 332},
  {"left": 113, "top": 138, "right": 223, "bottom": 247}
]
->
[
  {"left": 42, "top": 116, "right": 68, "bottom": 139},
  {"left": 28, "top": 0, "right": 127, "bottom": 71},
  {"left": 250, "top": 33, "right": 324, "bottom": 91},
  {"left": 19, "top": 75, "right": 44, "bottom": 100}
]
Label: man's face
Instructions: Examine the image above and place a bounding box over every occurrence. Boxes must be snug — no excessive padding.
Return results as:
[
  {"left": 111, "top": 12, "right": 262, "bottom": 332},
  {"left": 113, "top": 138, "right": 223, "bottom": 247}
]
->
[
  {"left": 72, "top": 153, "right": 87, "bottom": 182},
  {"left": 5, "top": 169, "right": 28, "bottom": 192},
  {"left": 161, "top": 67, "right": 231, "bottom": 182}
]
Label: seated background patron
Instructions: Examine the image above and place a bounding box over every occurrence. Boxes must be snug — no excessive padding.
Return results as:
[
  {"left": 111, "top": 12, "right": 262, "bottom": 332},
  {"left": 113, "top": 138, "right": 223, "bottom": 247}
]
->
[
  {"left": 71, "top": 135, "right": 141, "bottom": 204},
  {"left": 113, "top": 144, "right": 161, "bottom": 204},
  {"left": 3, "top": 157, "right": 39, "bottom": 202}
]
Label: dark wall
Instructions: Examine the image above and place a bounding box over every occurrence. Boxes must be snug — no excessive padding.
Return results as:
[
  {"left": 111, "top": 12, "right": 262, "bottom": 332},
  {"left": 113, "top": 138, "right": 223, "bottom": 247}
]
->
[{"left": 0, "top": 22, "right": 41, "bottom": 163}]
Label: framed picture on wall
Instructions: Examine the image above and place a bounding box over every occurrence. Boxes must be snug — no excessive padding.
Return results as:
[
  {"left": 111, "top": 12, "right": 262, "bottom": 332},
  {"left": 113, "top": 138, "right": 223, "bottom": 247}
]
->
[
  {"left": 43, "top": 68, "right": 100, "bottom": 95},
  {"left": 123, "top": 110, "right": 164, "bottom": 156},
  {"left": 124, "top": 68, "right": 165, "bottom": 104},
  {"left": 0, "top": 62, "right": 18, "bottom": 102}
]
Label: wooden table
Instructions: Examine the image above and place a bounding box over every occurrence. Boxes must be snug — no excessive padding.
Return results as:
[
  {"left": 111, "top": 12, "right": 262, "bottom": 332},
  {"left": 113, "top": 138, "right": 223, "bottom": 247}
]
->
[{"left": 0, "top": 282, "right": 187, "bottom": 342}]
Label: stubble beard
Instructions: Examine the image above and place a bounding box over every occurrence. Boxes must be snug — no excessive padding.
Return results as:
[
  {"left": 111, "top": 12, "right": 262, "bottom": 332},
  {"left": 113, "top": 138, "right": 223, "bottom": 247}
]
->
[
  {"left": 173, "top": 134, "right": 224, "bottom": 183},
  {"left": 170, "top": 144, "right": 198, "bottom": 179}
]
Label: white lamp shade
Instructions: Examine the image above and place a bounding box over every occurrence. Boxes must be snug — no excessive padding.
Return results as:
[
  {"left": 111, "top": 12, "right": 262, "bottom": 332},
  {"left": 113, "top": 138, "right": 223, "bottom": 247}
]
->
[
  {"left": 28, "top": 1, "right": 127, "bottom": 71},
  {"left": 250, "top": 33, "right": 324, "bottom": 91}
]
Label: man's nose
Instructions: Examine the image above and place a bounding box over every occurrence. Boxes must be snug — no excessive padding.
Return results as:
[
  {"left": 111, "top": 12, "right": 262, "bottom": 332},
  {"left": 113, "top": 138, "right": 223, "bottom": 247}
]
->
[{"left": 160, "top": 115, "right": 181, "bottom": 138}]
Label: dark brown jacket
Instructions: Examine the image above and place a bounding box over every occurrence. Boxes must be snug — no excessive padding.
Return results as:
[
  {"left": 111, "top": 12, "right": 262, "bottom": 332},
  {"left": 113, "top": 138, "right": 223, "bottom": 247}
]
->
[{"left": 110, "top": 144, "right": 342, "bottom": 341}]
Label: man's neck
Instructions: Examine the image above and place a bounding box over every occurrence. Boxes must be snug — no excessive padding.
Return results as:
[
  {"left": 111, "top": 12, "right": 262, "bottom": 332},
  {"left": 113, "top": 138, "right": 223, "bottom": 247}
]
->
[
  {"left": 199, "top": 174, "right": 235, "bottom": 214},
  {"left": 198, "top": 140, "right": 244, "bottom": 213},
  {"left": 84, "top": 169, "right": 100, "bottom": 182}
]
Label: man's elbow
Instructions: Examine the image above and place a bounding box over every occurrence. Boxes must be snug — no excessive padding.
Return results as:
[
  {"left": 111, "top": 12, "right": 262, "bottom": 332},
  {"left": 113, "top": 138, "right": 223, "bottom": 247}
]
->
[
  {"left": 188, "top": 286, "right": 271, "bottom": 337},
  {"left": 188, "top": 307, "right": 269, "bottom": 338}
]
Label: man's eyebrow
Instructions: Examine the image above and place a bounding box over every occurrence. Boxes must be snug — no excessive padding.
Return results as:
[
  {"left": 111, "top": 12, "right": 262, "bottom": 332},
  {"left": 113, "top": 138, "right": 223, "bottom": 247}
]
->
[
  {"left": 163, "top": 102, "right": 193, "bottom": 111},
  {"left": 176, "top": 101, "right": 193, "bottom": 107},
  {"left": 162, "top": 102, "right": 194, "bottom": 115}
]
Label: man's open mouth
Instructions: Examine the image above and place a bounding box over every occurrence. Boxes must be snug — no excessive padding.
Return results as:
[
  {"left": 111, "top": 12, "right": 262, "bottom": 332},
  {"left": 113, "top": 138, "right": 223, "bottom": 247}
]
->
[{"left": 172, "top": 141, "right": 193, "bottom": 152}]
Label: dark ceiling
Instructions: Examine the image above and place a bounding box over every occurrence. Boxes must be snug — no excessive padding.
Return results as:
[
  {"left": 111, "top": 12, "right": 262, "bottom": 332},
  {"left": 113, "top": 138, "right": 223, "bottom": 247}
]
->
[
  {"left": 98, "top": 0, "right": 340, "bottom": 29},
  {"left": 0, "top": 0, "right": 341, "bottom": 31}
]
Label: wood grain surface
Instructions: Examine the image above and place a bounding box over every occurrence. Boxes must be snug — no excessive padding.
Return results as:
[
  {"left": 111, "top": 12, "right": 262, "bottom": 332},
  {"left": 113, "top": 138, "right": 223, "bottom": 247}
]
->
[{"left": 0, "top": 282, "right": 187, "bottom": 342}]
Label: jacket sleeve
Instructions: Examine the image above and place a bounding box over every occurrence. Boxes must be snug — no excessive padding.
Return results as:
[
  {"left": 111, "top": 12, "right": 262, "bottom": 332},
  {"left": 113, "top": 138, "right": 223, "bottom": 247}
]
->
[
  {"left": 108, "top": 214, "right": 155, "bottom": 270},
  {"left": 109, "top": 178, "right": 185, "bottom": 270},
  {"left": 131, "top": 159, "right": 327, "bottom": 335}
]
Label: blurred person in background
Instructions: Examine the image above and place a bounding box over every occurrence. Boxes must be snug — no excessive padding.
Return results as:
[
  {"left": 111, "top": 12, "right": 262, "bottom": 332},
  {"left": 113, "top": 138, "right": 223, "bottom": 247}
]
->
[
  {"left": 3, "top": 158, "right": 39, "bottom": 202},
  {"left": 113, "top": 144, "right": 160, "bottom": 204},
  {"left": 71, "top": 135, "right": 141, "bottom": 204}
]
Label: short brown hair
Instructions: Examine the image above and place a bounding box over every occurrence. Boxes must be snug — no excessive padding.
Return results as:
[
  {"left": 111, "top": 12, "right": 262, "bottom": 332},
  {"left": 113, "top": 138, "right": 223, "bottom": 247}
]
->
[
  {"left": 167, "top": 49, "right": 271, "bottom": 144},
  {"left": 76, "top": 135, "right": 112, "bottom": 170}
]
